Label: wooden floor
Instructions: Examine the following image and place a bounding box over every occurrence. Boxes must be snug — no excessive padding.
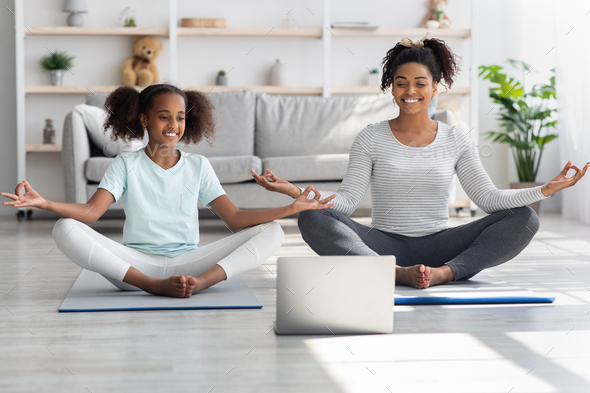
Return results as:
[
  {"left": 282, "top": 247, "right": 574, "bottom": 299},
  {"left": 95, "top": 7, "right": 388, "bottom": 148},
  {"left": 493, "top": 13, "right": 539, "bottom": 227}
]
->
[{"left": 1, "top": 212, "right": 590, "bottom": 393}]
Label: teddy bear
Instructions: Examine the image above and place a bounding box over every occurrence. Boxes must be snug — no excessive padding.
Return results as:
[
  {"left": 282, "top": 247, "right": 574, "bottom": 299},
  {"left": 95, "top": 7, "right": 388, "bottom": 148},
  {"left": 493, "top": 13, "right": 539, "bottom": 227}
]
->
[
  {"left": 420, "top": 0, "right": 452, "bottom": 29},
  {"left": 120, "top": 36, "right": 163, "bottom": 87}
]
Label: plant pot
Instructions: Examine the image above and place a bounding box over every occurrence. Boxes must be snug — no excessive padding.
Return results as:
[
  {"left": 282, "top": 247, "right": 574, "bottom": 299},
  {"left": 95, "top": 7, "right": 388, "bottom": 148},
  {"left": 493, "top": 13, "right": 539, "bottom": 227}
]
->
[
  {"left": 216, "top": 75, "right": 227, "bottom": 86},
  {"left": 509, "top": 182, "right": 544, "bottom": 215},
  {"left": 49, "top": 69, "right": 64, "bottom": 86}
]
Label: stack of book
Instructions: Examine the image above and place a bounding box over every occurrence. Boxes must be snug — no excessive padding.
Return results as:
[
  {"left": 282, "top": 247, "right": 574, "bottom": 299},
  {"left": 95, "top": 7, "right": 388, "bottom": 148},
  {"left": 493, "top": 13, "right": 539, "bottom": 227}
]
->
[{"left": 331, "top": 22, "right": 379, "bottom": 30}]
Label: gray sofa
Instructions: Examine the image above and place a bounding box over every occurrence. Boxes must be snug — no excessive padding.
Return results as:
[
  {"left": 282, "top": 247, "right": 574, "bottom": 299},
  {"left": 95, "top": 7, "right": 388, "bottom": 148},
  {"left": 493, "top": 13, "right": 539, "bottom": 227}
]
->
[{"left": 62, "top": 90, "right": 456, "bottom": 213}]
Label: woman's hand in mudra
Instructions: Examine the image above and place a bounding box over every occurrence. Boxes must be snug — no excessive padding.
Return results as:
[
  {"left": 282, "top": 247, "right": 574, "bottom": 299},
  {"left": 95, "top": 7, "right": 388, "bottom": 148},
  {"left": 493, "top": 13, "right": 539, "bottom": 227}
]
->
[
  {"left": 542, "top": 160, "right": 590, "bottom": 196},
  {"left": 251, "top": 169, "right": 301, "bottom": 198},
  {"left": 291, "top": 185, "right": 336, "bottom": 213}
]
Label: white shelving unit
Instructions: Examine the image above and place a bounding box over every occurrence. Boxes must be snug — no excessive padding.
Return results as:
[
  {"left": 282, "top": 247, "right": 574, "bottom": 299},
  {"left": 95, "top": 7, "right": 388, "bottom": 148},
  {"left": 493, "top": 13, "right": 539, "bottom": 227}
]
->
[{"left": 14, "top": 0, "right": 479, "bottom": 215}]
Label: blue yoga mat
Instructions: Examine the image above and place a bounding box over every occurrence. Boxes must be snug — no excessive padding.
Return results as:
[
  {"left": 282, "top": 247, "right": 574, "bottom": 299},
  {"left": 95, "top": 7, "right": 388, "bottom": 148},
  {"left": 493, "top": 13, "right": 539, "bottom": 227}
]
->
[
  {"left": 394, "top": 275, "right": 555, "bottom": 305},
  {"left": 59, "top": 269, "right": 262, "bottom": 312}
]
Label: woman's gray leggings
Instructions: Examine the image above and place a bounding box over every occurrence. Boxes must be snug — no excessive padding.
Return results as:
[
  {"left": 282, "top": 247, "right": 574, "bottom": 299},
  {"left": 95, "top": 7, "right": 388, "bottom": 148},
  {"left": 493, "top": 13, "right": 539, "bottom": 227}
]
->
[{"left": 297, "top": 207, "right": 540, "bottom": 281}]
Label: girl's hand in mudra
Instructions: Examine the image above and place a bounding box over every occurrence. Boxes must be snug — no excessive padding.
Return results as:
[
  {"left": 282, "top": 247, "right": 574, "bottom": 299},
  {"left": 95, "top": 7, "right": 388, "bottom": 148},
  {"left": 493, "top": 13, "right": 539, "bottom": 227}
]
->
[
  {"left": 291, "top": 185, "right": 336, "bottom": 213},
  {"left": 251, "top": 169, "right": 301, "bottom": 198},
  {"left": 1, "top": 180, "right": 47, "bottom": 209},
  {"left": 542, "top": 160, "right": 590, "bottom": 196}
]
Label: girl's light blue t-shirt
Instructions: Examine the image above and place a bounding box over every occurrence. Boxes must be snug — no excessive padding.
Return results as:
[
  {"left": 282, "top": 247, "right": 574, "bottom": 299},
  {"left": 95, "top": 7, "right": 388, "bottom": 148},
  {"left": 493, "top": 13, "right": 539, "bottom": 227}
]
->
[{"left": 97, "top": 148, "right": 226, "bottom": 257}]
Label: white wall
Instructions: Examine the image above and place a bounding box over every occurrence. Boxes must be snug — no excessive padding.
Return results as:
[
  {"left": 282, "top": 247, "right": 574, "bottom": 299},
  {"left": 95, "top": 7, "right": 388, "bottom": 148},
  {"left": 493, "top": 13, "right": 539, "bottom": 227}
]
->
[
  {"left": 0, "top": 0, "right": 563, "bottom": 221},
  {"left": 477, "top": 0, "right": 561, "bottom": 213}
]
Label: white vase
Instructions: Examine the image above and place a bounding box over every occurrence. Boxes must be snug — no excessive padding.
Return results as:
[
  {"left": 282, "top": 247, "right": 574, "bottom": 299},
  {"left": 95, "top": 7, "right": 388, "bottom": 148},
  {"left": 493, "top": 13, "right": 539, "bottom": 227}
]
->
[
  {"left": 216, "top": 75, "right": 227, "bottom": 86},
  {"left": 268, "top": 59, "right": 291, "bottom": 86}
]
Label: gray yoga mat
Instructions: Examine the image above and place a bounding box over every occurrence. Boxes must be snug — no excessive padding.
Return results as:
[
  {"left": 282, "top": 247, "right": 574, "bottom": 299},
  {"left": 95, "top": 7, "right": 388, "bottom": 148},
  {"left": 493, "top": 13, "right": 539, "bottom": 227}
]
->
[
  {"left": 394, "top": 275, "right": 555, "bottom": 305},
  {"left": 59, "top": 269, "right": 262, "bottom": 312}
]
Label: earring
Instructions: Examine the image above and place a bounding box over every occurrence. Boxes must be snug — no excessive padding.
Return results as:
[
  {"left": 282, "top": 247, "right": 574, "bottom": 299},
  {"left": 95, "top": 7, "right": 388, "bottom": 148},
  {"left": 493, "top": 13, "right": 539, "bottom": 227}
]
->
[{"left": 392, "top": 96, "right": 397, "bottom": 107}]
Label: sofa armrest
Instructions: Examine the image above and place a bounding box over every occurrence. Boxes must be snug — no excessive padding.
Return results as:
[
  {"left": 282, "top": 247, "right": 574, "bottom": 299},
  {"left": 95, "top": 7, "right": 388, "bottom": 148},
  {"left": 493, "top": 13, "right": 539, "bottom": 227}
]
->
[
  {"left": 62, "top": 111, "right": 91, "bottom": 203},
  {"left": 432, "top": 109, "right": 457, "bottom": 128}
]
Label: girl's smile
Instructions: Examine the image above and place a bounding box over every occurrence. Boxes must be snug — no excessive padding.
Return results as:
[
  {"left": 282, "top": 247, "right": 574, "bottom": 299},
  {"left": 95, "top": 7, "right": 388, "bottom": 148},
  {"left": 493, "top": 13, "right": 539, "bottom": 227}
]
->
[{"left": 164, "top": 129, "right": 180, "bottom": 139}]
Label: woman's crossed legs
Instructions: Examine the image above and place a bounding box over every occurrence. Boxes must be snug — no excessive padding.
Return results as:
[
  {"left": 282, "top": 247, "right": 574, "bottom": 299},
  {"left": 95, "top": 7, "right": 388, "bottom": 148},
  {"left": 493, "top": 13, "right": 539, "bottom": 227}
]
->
[
  {"left": 297, "top": 207, "right": 540, "bottom": 288},
  {"left": 52, "top": 218, "right": 284, "bottom": 297}
]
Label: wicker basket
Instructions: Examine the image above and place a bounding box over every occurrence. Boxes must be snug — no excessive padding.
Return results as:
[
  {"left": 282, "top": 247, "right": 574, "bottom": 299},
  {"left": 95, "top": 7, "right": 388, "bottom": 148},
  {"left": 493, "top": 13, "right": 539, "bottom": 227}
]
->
[{"left": 181, "top": 18, "right": 226, "bottom": 28}]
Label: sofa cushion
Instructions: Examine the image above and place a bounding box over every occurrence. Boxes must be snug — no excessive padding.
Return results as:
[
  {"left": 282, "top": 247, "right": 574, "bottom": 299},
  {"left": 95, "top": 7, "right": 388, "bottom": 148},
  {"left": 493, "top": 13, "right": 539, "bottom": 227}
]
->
[
  {"left": 255, "top": 93, "right": 397, "bottom": 159},
  {"left": 84, "top": 155, "right": 261, "bottom": 185},
  {"left": 181, "top": 90, "right": 256, "bottom": 157},
  {"left": 85, "top": 157, "right": 115, "bottom": 182},
  {"left": 262, "top": 154, "right": 350, "bottom": 182},
  {"left": 86, "top": 90, "right": 256, "bottom": 157},
  {"left": 207, "top": 156, "right": 262, "bottom": 184}
]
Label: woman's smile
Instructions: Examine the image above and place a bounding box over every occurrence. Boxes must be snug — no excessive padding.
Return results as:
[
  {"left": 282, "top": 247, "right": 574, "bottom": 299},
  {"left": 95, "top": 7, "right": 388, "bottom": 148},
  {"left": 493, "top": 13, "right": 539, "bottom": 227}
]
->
[{"left": 400, "top": 97, "right": 423, "bottom": 106}]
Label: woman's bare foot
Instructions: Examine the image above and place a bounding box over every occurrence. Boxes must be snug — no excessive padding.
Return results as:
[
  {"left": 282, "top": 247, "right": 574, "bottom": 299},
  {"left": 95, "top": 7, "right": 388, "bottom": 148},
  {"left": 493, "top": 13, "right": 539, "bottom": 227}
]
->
[
  {"left": 423, "top": 265, "right": 454, "bottom": 288},
  {"left": 396, "top": 264, "right": 455, "bottom": 289},
  {"left": 145, "top": 275, "right": 187, "bottom": 298},
  {"left": 396, "top": 265, "right": 431, "bottom": 288}
]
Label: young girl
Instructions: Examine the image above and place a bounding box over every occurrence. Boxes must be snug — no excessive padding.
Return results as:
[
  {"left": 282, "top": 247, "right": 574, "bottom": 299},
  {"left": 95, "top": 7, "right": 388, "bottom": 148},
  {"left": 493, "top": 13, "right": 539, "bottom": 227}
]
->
[
  {"left": 1, "top": 84, "right": 335, "bottom": 298},
  {"left": 253, "top": 34, "right": 589, "bottom": 289}
]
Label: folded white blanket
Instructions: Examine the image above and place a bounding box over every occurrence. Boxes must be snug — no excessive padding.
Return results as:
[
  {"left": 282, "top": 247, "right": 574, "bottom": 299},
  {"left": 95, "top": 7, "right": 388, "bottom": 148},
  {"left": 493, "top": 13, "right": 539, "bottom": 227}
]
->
[{"left": 74, "top": 104, "right": 147, "bottom": 157}]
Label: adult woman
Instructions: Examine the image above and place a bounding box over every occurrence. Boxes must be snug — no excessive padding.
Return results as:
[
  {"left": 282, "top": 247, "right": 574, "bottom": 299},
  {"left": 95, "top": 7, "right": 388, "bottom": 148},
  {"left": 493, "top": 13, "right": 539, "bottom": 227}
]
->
[{"left": 252, "top": 34, "right": 589, "bottom": 289}]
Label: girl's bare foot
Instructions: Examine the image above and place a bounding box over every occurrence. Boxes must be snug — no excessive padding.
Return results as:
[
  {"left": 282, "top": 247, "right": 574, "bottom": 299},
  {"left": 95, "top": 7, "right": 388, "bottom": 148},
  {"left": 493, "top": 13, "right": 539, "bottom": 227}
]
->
[
  {"left": 190, "top": 265, "right": 228, "bottom": 295},
  {"left": 185, "top": 276, "right": 197, "bottom": 297},
  {"left": 396, "top": 265, "right": 431, "bottom": 288},
  {"left": 145, "top": 275, "right": 187, "bottom": 298},
  {"left": 190, "top": 276, "right": 212, "bottom": 295}
]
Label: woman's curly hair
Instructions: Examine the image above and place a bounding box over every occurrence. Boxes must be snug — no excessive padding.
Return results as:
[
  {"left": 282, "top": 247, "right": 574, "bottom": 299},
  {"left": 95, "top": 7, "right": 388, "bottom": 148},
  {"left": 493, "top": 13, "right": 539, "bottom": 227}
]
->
[
  {"left": 380, "top": 37, "right": 461, "bottom": 93},
  {"left": 103, "top": 84, "right": 215, "bottom": 145}
]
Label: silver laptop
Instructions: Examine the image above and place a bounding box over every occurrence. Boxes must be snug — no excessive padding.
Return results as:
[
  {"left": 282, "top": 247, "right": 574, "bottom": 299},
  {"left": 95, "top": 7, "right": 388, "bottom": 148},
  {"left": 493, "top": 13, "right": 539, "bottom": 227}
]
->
[{"left": 274, "top": 256, "right": 396, "bottom": 335}]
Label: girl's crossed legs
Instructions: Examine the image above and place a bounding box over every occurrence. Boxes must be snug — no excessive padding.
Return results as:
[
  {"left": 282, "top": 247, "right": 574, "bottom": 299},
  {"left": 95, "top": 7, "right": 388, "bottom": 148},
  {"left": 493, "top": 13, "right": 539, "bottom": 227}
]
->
[
  {"left": 297, "top": 206, "right": 540, "bottom": 288},
  {"left": 52, "top": 218, "right": 284, "bottom": 296}
]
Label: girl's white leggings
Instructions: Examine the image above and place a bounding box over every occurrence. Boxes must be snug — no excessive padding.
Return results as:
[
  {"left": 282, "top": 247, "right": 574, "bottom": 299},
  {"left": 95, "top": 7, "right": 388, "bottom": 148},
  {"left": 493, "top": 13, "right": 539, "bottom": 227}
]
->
[{"left": 52, "top": 218, "right": 284, "bottom": 291}]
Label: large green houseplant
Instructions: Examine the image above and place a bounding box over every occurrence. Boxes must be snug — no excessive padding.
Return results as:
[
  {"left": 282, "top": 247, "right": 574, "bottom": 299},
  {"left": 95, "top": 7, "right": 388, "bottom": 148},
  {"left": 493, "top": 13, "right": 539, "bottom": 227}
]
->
[{"left": 479, "top": 59, "right": 558, "bottom": 185}]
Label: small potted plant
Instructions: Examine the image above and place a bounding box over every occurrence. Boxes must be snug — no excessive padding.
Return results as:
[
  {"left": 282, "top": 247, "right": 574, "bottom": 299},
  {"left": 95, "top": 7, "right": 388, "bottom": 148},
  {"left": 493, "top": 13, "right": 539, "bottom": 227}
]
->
[
  {"left": 479, "top": 59, "right": 558, "bottom": 214},
  {"left": 367, "top": 68, "right": 381, "bottom": 86},
  {"left": 124, "top": 17, "right": 136, "bottom": 27},
  {"left": 120, "top": 7, "right": 137, "bottom": 27},
  {"left": 39, "top": 50, "right": 75, "bottom": 86},
  {"left": 216, "top": 70, "right": 227, "bottom": 86}
]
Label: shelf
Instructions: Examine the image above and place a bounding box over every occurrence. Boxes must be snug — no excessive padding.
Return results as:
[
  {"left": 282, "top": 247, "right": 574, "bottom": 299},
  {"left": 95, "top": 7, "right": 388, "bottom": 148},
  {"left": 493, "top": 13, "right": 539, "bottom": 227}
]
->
[
  {"left": 329, "top": 28, "right": 471, "bottom": 38},
  {"left": 332, "top": 86, "right": 471, "bottom": 95},
  {"left": 24, "top": 85, "right": 319, "bottom": 95},
  {"left": 438, "top": 86, "right": 471, "bottom": 95},
  {"left": 188, "top": 86, "right": 324, "bottom": 95},
  {"left": 26, "top": 144, "right": 62, "bottom": 152},
  {"left": 22, "top": 26, "right": 469, "bottom": 39},
  {"left": 177, "top": 27, "right": 322, "bottom": 38},
  {"left": 24, "top": 85, "right": 142, "bottom": 94},
  {"left": 24, "top": 26, "right": 169, "bottom": 37},
  {"left": 24, "top": 85, "right": 470, "bottom": 96}
]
